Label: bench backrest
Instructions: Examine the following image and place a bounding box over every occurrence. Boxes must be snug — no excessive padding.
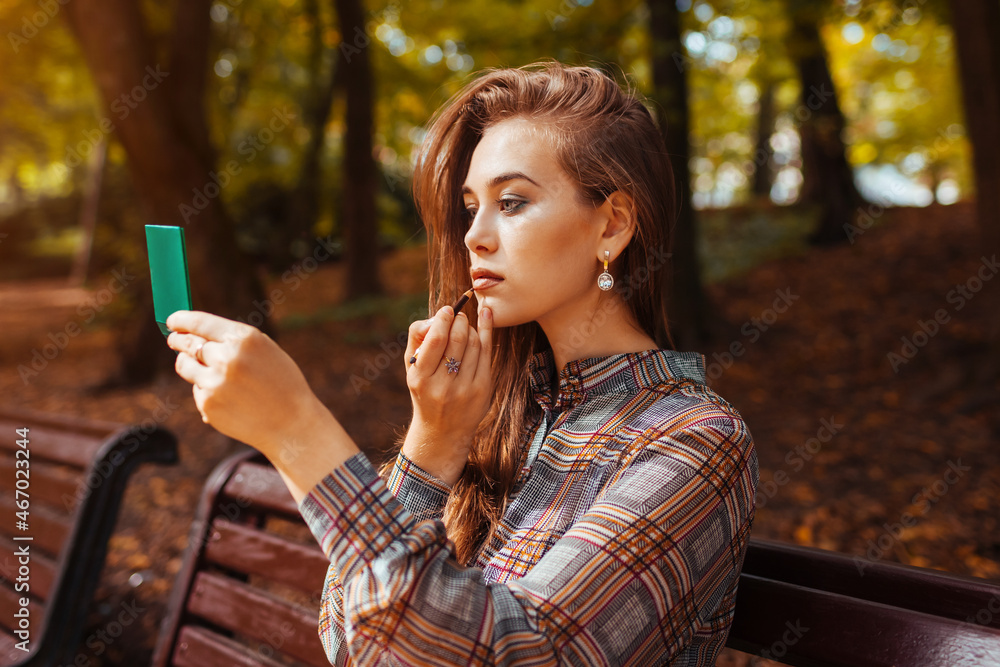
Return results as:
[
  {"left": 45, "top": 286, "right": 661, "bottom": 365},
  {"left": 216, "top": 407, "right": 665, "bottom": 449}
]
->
[
  {"left": 152, "top": 448, "right": 330, "bottom": 667},
  {"left": 156, "top": 450, "right": 1000, "bottom": 667},
  {"left": 728, "top": 537, "right": 1000, "bottom": 665},
  {"left": 0, "top": 406, "right": 177, "bottom": 667}
]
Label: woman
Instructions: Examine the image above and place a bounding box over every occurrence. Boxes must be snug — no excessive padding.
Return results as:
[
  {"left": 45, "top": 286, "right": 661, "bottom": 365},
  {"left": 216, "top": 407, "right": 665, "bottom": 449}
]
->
[{"left": 167, "top": 60, "right": 759, "bottom": 666}]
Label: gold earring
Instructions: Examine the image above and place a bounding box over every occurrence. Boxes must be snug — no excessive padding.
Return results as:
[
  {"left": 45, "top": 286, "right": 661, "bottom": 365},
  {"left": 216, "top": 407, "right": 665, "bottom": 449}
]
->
[{"left": 598, "top": 250, "right": 614, "bottom": 291}]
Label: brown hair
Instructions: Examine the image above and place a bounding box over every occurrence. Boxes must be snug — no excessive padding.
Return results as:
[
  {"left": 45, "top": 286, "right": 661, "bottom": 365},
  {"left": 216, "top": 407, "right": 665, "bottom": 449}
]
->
[{"left": 384, "top": 59, "right": 677, "bottom": 564}]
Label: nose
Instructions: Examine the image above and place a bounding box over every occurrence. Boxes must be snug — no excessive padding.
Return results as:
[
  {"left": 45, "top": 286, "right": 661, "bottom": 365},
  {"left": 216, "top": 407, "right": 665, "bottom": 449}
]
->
[{"left": 464, "top": 209, "right": 495, "bottom": 255}]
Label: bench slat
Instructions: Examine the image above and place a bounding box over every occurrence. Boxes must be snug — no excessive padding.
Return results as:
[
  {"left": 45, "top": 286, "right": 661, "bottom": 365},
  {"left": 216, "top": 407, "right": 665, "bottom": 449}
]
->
[
  {"left": 0, "top": 497, "right": 71, "bottom": 558},
  {"left": 204, "top": 518, "right": 329, "bottom": 596},
  {"left": 185, "top": 571, "right": 329, "bottom": 666},
  {"left": 0, "top": 584, "right": 43, "bottom": 635},
  {"left": 744, "top": 537, "right": 1000, "bottom": 630},
  {"left": 730, "top": 573, "right": 1000, "bottom": 666},
  {"left": 222, "top": 462, "right": 300, "bottom": 518},
  {"left": 0, "top": 537, "right": 56, "bottom": 601},
  {"left": 0, "top": 628, "right": 29, "bottom": 665},
  {"left": 0, "top": 459, "right": 79, "bottom": 514},
  {"left": 173, "top": 626, "right": 290, "bottom": 667},
  {"left": 0, "top": 420, "right": 104, "bottom": 469},
  {"left": 0, "top": 408, "right": 122, "bottom": 438}
]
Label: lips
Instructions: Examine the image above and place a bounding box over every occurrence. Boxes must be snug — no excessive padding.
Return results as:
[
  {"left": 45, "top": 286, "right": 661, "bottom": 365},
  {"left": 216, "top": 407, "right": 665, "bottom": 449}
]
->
[
  {"left": 471, "top": 268, "right": 503, "bottom": 291},
  {"left": 473, "top": 276, "right": 503, "bottom": 290}
]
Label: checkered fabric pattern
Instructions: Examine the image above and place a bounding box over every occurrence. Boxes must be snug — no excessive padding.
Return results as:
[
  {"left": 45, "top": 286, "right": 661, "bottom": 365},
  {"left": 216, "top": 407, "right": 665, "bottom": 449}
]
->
[{"left": 299, "top": 348, "right": 759, "bottom": 666}]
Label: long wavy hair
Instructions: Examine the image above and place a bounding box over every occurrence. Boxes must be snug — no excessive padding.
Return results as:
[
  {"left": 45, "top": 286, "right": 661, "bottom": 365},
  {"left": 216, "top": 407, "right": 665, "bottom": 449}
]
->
[{"left": 383, "top": 59, "right": 678, "bottom": 564}]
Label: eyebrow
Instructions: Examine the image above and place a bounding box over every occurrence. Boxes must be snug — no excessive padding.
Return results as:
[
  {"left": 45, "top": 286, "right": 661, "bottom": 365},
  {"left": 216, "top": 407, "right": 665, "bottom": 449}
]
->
[{"left": 461, "top": 171, "right": 541, "bottom": 196}]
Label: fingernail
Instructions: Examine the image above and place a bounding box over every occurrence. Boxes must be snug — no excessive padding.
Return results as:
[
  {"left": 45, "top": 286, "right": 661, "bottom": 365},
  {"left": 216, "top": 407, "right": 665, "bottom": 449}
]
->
[{"left": 484, "top": 307, "right": 492, "bottom": 320}]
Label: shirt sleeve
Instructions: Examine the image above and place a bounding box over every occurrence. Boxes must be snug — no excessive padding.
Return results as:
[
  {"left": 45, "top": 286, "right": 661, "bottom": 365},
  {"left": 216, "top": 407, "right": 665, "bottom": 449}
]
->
[
  {"left": 299, "top": 419, "right": 757, "bottom": 666},
  {"left": 383, "top": 450, "right": 452, "bottom": 520},
  {"left": 312, "top": 450, "right": 452, "bottom": 666}
]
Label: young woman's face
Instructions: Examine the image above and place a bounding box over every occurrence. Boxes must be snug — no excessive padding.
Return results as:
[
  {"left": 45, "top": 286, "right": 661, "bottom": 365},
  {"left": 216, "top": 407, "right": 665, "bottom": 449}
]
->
[{"left": 462, "top": 118, "right": 609, "bottom": 329}]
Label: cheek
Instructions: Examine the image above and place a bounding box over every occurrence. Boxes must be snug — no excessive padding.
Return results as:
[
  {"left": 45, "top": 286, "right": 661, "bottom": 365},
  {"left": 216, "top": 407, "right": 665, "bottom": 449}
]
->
[
  {"left": 507, "top": 226, "right": 592, "bottom": 291},
  {"left": 508, "top": 216, "right": 587, "bottom": 269}
]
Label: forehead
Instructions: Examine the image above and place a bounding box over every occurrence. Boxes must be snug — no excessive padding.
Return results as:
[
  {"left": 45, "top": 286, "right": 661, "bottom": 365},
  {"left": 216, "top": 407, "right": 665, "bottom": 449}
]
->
[{"left": 463, "top": 118, "right": 564, "bottom": 190}]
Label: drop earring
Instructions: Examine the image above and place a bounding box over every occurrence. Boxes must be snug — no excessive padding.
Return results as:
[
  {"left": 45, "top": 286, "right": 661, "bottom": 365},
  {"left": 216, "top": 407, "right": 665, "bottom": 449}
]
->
[{"left": 597, "top": 250, "right": 614, "bottom": 291}]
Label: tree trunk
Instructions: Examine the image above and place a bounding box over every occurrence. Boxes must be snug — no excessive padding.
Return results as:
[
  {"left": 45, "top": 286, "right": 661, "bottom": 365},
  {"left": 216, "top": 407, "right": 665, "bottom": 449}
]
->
[
  {"left": 648, "top": 0, "right": 709, "bottom": 351},
  {"left": 63, "top": 0, "right": 272, "bottom": 387},
  {"left": 282, "top": 0, "right": 341, "bottom": 265},
  {"left": 788, "top": 8, "right": 866, "bottom": 246},
  {"left": 69, "top": 137, "right": 105, "bottom": 287},
  {"left": 948, "top": 0, "right": 1000, "bottom": 387},
  {"left": 949, "top": 0, "right": 1000, "bottom": 251},
  {"left": 753, "top": 81, "right": 775, "bottom": 199},
  {"left": 334, "top": 0, "right": 382, "bottom": 299}
]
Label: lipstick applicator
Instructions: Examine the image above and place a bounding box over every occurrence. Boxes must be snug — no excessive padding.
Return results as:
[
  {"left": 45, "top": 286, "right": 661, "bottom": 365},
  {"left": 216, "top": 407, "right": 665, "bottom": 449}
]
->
[{"left": 409, "top": 288, "right": 475, "bottom": 365}]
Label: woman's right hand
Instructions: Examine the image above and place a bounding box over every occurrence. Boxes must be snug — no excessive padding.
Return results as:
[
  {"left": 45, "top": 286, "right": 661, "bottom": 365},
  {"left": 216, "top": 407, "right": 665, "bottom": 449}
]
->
[{"left": 401, "top": 303, "right": 494, "bottom": 487}]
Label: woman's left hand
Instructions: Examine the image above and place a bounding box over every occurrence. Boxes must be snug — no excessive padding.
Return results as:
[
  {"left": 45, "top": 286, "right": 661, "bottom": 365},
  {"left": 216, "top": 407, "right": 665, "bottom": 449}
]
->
[{"left": 166, "top": 310, "right": 327, "bottom": 458}]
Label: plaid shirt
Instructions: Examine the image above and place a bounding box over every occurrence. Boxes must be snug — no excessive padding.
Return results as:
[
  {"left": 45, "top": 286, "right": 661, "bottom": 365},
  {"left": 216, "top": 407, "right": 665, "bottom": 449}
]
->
[{"left": 300, "top": 348, "right": 759, "bottom": 666}]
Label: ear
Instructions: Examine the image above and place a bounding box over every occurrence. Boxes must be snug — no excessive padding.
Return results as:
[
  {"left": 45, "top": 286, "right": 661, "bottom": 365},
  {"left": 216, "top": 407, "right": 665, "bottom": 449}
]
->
[{"left": 597, "top": 190, "right": 637, "bottom": 259}]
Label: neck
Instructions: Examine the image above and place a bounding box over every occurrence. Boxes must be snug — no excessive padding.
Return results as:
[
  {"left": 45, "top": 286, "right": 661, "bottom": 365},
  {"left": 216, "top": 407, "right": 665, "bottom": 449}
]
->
[{"left": 538, "top": 294, "right": 658, "bottom": 375}]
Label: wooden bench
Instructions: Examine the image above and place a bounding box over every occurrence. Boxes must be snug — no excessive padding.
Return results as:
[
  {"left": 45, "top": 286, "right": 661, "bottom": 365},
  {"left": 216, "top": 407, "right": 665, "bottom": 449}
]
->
[
  {"left": 156, "top": 450, "right": 1000, "bottom": 667},
  {"left": 728, "top": 537, "right": 1000, "bottom": 665},
  {"left": 151, "top": 448, "right": 330, "bottom": 667},
  {"left": 0, "top": 406, "right": 178, "bottom": 667}
]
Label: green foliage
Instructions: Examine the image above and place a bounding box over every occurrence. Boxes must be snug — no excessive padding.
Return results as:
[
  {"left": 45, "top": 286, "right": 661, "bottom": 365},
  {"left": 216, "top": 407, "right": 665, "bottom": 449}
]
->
[
  {"left": 0, "top": 0, "right": 978, "bottom": 282},
  {"left": 0, "top": 0, "right": 99, "bottom": 197},
  {"left": 669, "top": 0, "right": 967, "bottom": 208},
  {"left": 829, "top": 1, "right": 970, "bottom": 193}
]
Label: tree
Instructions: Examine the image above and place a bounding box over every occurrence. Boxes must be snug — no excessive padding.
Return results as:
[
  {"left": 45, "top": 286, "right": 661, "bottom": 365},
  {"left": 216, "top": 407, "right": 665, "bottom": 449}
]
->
[
  {"left": 948, "top": 0, "right": 1000, "bottom": 383},
  {"left": 62, "top": 0, "right": 272, "bottom": 386},
  {"left": 785, "top": 0, "right": 867, "bottom": 245},
  {"left": 336, "top": 0, "right": 382, "bottom": 298},
  {"left": 281, "top": 0, "right": 342, "bottom": 270},
  {"left": 751, "top": 81, "right": 776, "bottom": 199},
  {"left": 648, "top": 0, "right": 709, "bottom": 350},
  {"left": 225, "top": 0, "right": 346, "bottom": 273}
]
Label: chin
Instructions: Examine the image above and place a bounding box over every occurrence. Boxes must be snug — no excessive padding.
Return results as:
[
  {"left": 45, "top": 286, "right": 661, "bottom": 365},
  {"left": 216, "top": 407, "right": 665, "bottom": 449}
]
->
[
  {"left": 489, "top": 309, "right": 534, "bottom": 330},
  {"left": 474, "top": 301, "right": 510, "bottom": 329},
  {"left": 476, "top": 294, "right": 538, "bottom": 330}
]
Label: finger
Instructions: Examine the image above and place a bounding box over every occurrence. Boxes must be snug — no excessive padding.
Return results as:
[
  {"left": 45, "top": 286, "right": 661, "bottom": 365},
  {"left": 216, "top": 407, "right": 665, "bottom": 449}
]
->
[
  {"left": 192, "top": 384, "right": 211, "bottom": 423},
  {"left": 174, "top": 346, "right": 212, "bottom": 387},
  {"left": 474, "top": 306, "right": 493, "bottom": 383},
  {"left": 166, "top": 310, "right": 245, "bottom": 342},
  {"left": 439, "top": 312, "right": 470, "bottom": 377},
  {"left": 405, "top": 318, "right": 434, "bottom": 365},
  {"left": 167, "top": 332, "right": 209, "bottom": 362},
  {"left": 459, "top": 320, "right": 481, "bottom": 385},
  {"left": 410, "top": 306, "right": 453, "bottom": 371}
]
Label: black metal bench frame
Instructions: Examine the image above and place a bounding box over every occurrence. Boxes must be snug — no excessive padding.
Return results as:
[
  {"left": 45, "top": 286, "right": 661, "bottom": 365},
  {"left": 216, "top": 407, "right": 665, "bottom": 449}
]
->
[{"left": 0, "top": 406, "right": 177, "bottom": 667}]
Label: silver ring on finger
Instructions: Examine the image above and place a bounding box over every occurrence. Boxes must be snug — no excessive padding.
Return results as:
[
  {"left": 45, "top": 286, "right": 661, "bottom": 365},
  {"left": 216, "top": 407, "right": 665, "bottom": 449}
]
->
[
  {"left": 445, "top": 356, "right": 461, "bottom": 374},
  {"left": 194, "top": 341, "right": 207, "bottom": 365}
]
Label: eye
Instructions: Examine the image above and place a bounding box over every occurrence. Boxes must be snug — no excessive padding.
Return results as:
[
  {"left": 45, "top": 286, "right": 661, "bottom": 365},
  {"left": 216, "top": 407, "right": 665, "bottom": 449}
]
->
[
  {"left": 463, "top": 198, "right": 526, "bottom": 221},
  {"left": 497, "top": 198, "right": 526, "bottom": 215}
]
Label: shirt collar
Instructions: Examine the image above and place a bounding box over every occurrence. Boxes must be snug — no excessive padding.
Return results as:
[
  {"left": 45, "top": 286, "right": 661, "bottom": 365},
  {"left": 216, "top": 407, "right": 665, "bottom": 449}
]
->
[{"left": 527, "top": 348, "right": 708, "bottom": 412}]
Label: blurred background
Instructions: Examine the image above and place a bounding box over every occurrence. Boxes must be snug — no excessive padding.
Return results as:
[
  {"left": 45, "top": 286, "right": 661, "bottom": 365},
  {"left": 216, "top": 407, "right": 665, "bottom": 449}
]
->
[{"left": 0, "top": 0, "right": 998, "bottom": 663}]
